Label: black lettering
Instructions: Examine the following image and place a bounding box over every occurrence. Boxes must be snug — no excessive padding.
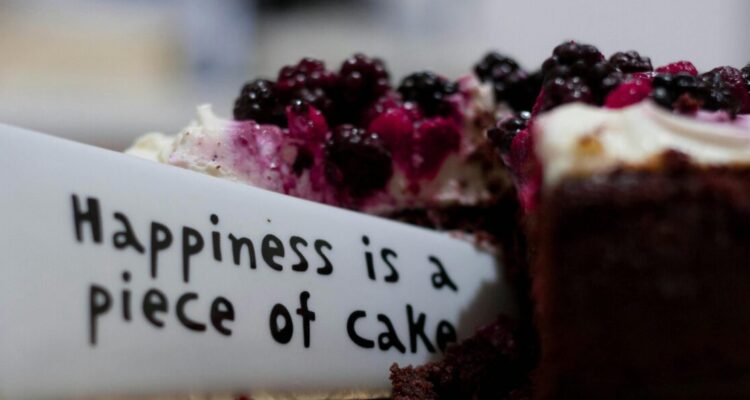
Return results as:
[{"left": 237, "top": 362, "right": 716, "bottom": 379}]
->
[
  {"left": 182, "top": 226, "right": 204, "bottom": 283},
  {"left": 229, "top": 234, "right": 256, "bottom": 269},
  {"left": 176, "top": 292, "right": 206, "bottom": 332},
  {"left": 262, "top": 234, "right": 284, "bottom": 271},
  {"left": 210, "top": 296, "right": 234, "bottom": 336},
  {"left": 314, "top": 239, "right": 333, "bottom": 276},
  {"left": 112, "top": 212, "right": 144, "bottom": 253},
  {"left": 347, "top": 310, "right": 374, "bottom": 349},
  {"left": 89, "top": 284, "right": 111, "bottom": 345},
  {"left": 381, "top": 248, "right": 399, "bottom": 283},
  {"left": 150, "top": 222, "right": 172, "bottom": 279},
  {"left": 407, "top": 304, "right": 435, "bottom": 353},
  {"left": 296, "top": 291, "right": 315, "bottom": 348},
  {"left": 121, "top": 271, "right": 131, "bottom": 321},
  {"left": 270, "top": 304, "right": 293, "bottom": 344},
  {"left": 289, "top": 236, "right": 309, "bottom": 272},
  {"left": 72, "top": 195, "right": 102, "bottom": 243},
  {"left": 363, "top": 236, "right": 376, "bottom": 281},
  {"left": 142, "top": 288, "right": 168, "bottom": 328},
  {"left": 435, "top": 320, "right": 457, "bottom": 352},
  {"left": 429, "top": 256, "right": 458, "bottom": 292},
  {"left": 377, "top": 314, "right": 406, "bottom": 353},
  {"left": 210, "top": 214, "right": 222, "bottom": 262}
]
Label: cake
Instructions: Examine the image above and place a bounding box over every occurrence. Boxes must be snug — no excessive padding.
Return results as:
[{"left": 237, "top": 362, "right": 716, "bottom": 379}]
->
[
  {"left": 127, "top": 44, "right": 750, "bottom": 399},
  {"left": 485, "top": 42, "right": 750, "bottom": 399}
]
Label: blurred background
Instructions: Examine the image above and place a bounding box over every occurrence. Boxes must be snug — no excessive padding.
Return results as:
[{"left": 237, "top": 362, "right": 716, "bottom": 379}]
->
[{"left": 1, "top": 0, "right": 749, "bottom": 150}]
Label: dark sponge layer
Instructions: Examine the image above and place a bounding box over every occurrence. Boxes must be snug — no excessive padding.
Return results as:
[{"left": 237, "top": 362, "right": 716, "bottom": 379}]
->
[{"left": 533, "top": 167, "right": 750, "bottom": 399}]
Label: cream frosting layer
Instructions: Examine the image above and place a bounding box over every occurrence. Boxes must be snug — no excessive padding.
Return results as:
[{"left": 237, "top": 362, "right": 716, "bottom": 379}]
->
[{"left": 534, "top": 102, "right": 750, "bottom": 186}]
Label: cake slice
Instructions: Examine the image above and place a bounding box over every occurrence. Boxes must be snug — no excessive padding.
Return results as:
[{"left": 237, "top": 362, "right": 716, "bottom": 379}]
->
[{"left": 491, "top": 41, "right": 750, "bottom": 398}]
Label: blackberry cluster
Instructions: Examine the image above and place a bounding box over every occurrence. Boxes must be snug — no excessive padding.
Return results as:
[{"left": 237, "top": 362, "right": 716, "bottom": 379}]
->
[
  {"left": 487, "top": 112, "right": 531, "bottom": 157},
  {"left": 233, "top": 79, "right": 286, "bottom": 125},
  {"left": 651, "top": 72, "right": 741, "bottom": 115},
  {"left": 397, "top": 71, "right": 458, "bottom": 117},
  {"left": 337, "top": 54, "right": 391, "bottom": 123},
  {"left": 473, "top": 52, "right": 542, "bottom": 112},
  {"left": 608, "top": 51, "right": 653, "bottom": 73},
  {"left": 743, "top": 63, "right": 750, "bottom": 92},
  {"left": 276, "top": 58, "right": 339, "bottom": 118},
  {"left": 539, "top": 41, "right": 622, "bottom": 111},
  {"left": 324, "top": 125, "right": 393, "bottom": 197}
]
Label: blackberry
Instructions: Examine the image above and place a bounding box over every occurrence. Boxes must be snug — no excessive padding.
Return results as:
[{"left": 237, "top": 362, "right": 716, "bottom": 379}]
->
[
  {"left": 505, "top": 70, "right": 543, "bottom": 112},
  {"left": 650, "top": 73, "right": 708, "bottom": 111},
  {"left": 539, "top": 41, "right": 620, "bottom": 108},
  {"left": 487, "top": 112, "right": 530, "bottom": 157},
  {"left": 608, "top": 51, "right": 653, "bottom": 73},
  {"left": 397, "top": 71, "right": 457, "bottom": 117},
  {"left": 473, "top": 52, "right": 520, "bottom": 83},
  {"left": 699, "top": 69, "right": 742, "bottom": 114},
  {"left": 540, "top": 76, "right": 594, "bottom": 111},
  {"left": 702, "top": 66, "right": 750, "bottom": 113},
  {"left": 325, "top": 125, "right": 393, "bottom": 197},
  {"left": 276, "top": 58, "right": 338, "bottom": 117},
  {"left": 233, "top": 79, "right": 286, "bottom": 125},
  {"left": 338, "top": 53, "right": 390, "bottom": 109},
  {"left": 541, "top": 41, "right": 604, "bottom": 82},
  {"left": 743, "top": 63, "right": 750, "bottom": 91}
]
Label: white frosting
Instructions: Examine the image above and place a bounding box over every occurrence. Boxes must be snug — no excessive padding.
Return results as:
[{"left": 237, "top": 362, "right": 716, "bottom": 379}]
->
[{"left": 535, "top": 102, "right": 750, "bottom": 186}]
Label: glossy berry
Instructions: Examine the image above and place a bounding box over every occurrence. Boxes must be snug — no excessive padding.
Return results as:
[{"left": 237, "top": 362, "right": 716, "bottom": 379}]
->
[
  {"left": 474, "top": 52, "right": 521, "bottom": 83},
  {"left": 540, "top": 41, "right": 620, "bottom": 108},
  {"left": 233, "top": 79, "right": 286, "bottom": 125},
  {"left": 487, "top": 112, "right": 531, "bottom": 157},
  {"left": 655, "top": 61, "right": 698, "bottom": 76},
  {"left": 338, "top": 53, "right": 390, "bottom": 109},
  {"left": 276, "top": 58, "right": 338, "bottom": 117},
  {"left": 540, "top": 76, "right": 594, "bottom": 111},
  {"left": 699, "top": 69, "right": 742, "bottom": 115},
  {"left": 325, "top": 125, "right": 393, "bottom": 196},
  {"left": 368, "top": 106, "right": 415, "bottom": 165},
  {"left": 604, "top": 75, "right": 653, "bottom": 108},
  {"left": 398, "top": 71, "right": 457, "bottom": 117},
  {"left": 542, "top": 41, "right": 604, "bottom": 82},
  {"left": 651, "top": 73, "right": 704, "bottom": 110},
  {"left": 702, "top": 66, "right": 750, "bottom": 113},
  {"left": 411, "top": 118, "right": 461, "bottom": 179},
  {"left": 608, "top": 51, "right": 653, "bottom": 73},
  {"left": 286, "top": 100, "right": 329, "bottom": 142}
]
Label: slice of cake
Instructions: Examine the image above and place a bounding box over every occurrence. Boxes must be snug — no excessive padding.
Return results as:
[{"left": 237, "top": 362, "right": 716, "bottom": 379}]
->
[{"left": 490, "top": 41, "right": 750, "bottom": 398}]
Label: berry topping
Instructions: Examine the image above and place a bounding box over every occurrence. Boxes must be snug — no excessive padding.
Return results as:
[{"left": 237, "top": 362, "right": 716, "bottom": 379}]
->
[
  {"left": 702, "top": 66, "right": 750, "bottom": 113},
  {"left": 285, "top": 100, "right": 329, "bottom": 142},
  {"left": 324, "top": 125, "right": 393, "bottom": 196},
  {"left": 474, "top": 52, "right": 521, "bottom": 83},
  {"left": 655, "top": 61, "right": 698, "bottom": 76},
  {"left": 368, "top": 107, "right": 415, "bottom": 165},
  {"left": 473, "top": 52, "right": 542, "bottom": 112},
  {"left": 608, "top": 51, "right": 653, "bottom": 73},
  {"left": 410, "top": 118, "right": 461, "bottom": 179},
  {"left": 604, "top": 74, "right": 653, "bottom": 108},
  {"left": 487, "top": 112, "right": 531, "bottom": 157},
  {"left": 338, "top": 53, "right": 391, "bottom": 111},
  {"left": 398, "top": 71, "right": 458, "bottom": 117},
  {"left": 742, "top": 63, "right": 750, "bottom": 92},
  {"left": 233, "top": 79, "right": 286, "bottom": 125},
  {"left": 539, "top": 76, "right": 594, "bottom": 111},
  {"left": 276, "top": 57, "right": 338, "bottom": 117},
  {"left": 650, "top": 72, "right": 740, "bottom": 115},
  {"left": 538, "top": 41, "right": 620, "bottom": 110}
]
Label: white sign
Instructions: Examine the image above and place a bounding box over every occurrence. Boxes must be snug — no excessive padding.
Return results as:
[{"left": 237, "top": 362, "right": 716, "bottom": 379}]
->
[{"left": 0, "top": 124, "right": 514, "bottom": 399}]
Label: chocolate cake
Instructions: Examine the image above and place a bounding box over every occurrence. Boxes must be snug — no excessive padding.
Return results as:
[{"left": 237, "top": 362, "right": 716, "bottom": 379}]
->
[{"left": 486, "top": 42, "right": 750, "bottom": 399}]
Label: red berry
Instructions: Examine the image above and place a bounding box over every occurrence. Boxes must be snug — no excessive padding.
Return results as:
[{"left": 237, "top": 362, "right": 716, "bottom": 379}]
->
[
  {"left": 410, "top": 118, "right": 461, "bottom": 179},
  {"left": 285, "top": 100, "right": 329, "bottom": 142},
  {"left": 655, "top": 61, "right": 698, "bottom": 76},
  {"left": 605, "top": 75, "right": 653, "bottom": 109},
  {"left": 368, "top": 107, "right": 415, "bottom": 167}
]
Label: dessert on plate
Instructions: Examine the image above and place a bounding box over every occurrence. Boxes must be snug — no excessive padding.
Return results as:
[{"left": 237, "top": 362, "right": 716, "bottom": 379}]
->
[{"left": 128, "top": 43, "right": 750, "bottom": 399}]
